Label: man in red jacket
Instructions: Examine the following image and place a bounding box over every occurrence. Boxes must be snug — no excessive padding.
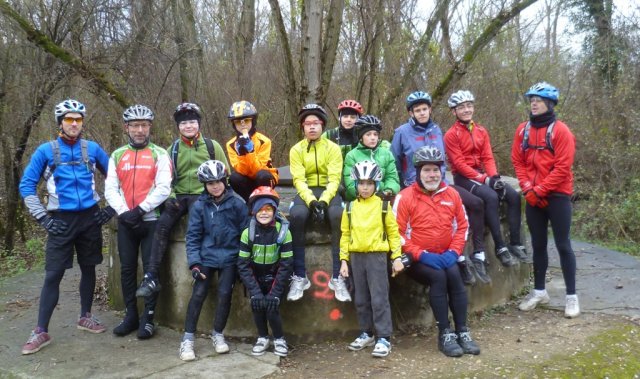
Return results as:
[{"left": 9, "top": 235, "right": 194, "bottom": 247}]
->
[
  {"left": 511, "top": 82, "right": 579, "bottom": 319},
  {"left": 394, "top": 145, "right": 480, "bottom": 358},
  {"left": 444, "top": 90, "right": 527, "bottom": 283}
]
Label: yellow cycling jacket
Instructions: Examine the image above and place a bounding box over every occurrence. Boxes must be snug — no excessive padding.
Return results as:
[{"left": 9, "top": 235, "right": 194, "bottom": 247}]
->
[
  {"left": 339, "top": 195, "right": 402, "bottom": 262},
  {"left": 289, "top": 137, "right": 342, "bottom": 206}
]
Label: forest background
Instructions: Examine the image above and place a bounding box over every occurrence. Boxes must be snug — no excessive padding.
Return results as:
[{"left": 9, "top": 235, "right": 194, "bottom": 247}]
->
[{"left": 0, "top": 0, "right": 638, "bottom": 269}]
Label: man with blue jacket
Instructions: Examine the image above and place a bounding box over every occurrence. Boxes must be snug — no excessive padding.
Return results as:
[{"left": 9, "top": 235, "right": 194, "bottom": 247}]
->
[{"left": 19, "top": 99, "right": 113, "bottom": 354}]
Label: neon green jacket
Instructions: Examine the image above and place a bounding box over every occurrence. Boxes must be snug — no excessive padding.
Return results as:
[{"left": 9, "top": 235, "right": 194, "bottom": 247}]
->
[{"left": 289, "top": 137, "right": 343, "bottom": 206}]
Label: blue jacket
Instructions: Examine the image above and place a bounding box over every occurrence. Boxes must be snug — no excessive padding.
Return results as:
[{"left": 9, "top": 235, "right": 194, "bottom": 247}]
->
[
  {"left": 186, "top": 189, "right": 250, "bottom": 269},
  {"left": 19, "top": 137, "right": 110, "bottom": 218},
  {"left": 390, "top": 118, "right": 446, "bottom": 188}
]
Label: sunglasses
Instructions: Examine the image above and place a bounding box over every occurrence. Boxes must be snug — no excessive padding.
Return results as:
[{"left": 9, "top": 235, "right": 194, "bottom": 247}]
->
[
  {"left": 233, "top": 118, "right": 252, "bottom": 125},
  {"left": 63, "top": 117, "right": 84, "bottom": 124}
]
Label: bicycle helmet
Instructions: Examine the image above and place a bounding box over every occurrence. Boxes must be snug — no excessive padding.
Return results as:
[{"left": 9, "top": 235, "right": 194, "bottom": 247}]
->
[
  {"left": 447, "top": 90, "right": 475, "bottom": 108},
  {"left": 197, "top": 160, "right": 228, "bottom": 183},
  {"left": 248, "top": 186, "right": 280, "bottom": 214},
  {"left": 298, "top": 103, "right": 328, "bottom": 126},
  {"left": 55, "top": 99, "right": 86, "bottom": 124},
  {"left": 412, "top": 145, "right": 444, "bottom": 167},
  {"left": 173, "top": 102, "right": 202, "bottom": 124},
  {"left": 338, "top": 99, "right": 364, "bottom": 116},
  {"left": 123, "top": 104, "right": 154, "bottom": 122},
  {"left": 350, "top": 160, "right": 383, "bottom": 182},
  {"left": 524, "top": 82, "right": 559, "bottom": 104},
  {"left": 355, "top": 114, "right": 382, "bottom": 140},
  {"left": 406, "top": 91, "right": 432, "bottom": 110},
  {"left": 227, "top": 100, "right": 258, "bottom": 130}
]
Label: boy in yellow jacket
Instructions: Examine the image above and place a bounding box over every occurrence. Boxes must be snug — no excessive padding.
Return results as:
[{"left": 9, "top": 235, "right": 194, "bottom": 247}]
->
[{"left": 339, "top": 160, "right": 405, "bottom": 358}]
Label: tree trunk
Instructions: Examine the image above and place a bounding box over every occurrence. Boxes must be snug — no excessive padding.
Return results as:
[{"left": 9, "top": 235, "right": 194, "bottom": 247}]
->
[
  {"left": 236, "top": 0, "right": 256, "bottom": 98},
  {"left": 171, "top": 0, "right": 191, "bottom": 101},
  {"left": 300, "top": 0, "right": 323, "bottom": 103},
  {"left": 317, "top": 0, "right": 344, "bottom": 104}
]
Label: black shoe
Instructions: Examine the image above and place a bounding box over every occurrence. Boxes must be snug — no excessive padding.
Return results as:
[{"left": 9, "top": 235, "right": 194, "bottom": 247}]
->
[
  {"left": 457, "top": 327, "right": 481, "bottom": 355},
  {"left": 457, "top": 260, "right": 476, "bottom": 286},
  {"left": 496, "top": 246, "right": 517, "bottom": 267},
  {"left": 438, "top": 328, "right": 463, "bottom": 357},
  {"left": 136, "top": 273, "right": 161, "bottom": 297},
  {"left": 137, "top": 315, "right": 155, "bottom": 339},
  {"left": 508, "top": 244, "right": 529, "bottom": 263},
  {"left": 471, "top": 256, "right": 491, "bottom": 284},
  {"left": 113, "top": 316, "right": 139, "bottom": 337}
]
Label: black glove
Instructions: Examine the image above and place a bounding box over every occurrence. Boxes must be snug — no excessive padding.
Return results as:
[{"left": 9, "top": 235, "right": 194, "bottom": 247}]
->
[
  {"left": 265, "top": 294, "right": 280, "bottom": 312},
  {"left": 164, "top": 198, "right": 181, "bottom": 212},
  {"left": 251, "top": 294, "right": 265, "bottom": 311},
  {"left": 376, "top": 190, "right": 394, "bottom": 202},
  {"left": 38, "top": 215, "right": 69, "bottom": 236},
  {"left": 94, "top": 206, "right": 116, "bottom": 226},
  {"left": 191, "top": 265, "right": 206, "bottom": 281},
  {"left": 488, "top": 175, "right": 505, "bottom": 190},
  {"left": 119, "top": 206, "right": 145, "bottom": 228},
  {"left": 399, "top": 253, "right": 412, "bottom": 269},
  {"left": 235, "top": 136, "right": 254, "bottom": 155},
  {"left": 309, "top": 200, "right": 323, "bottom": 224}
]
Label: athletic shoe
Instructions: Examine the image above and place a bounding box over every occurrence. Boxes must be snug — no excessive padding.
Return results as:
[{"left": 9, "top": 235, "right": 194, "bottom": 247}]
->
[
  {"left": 565, "top": 295, "right": 581, "bottom": 318},
  {"left": 348, "top": 332, "right": 375, "bottom": 351},
  {"left": 457, "top": 327, "right": 481, "bottom": 355},
  {"left": 212, "top": 333, "right": 229, "bottom": 354},
  {"left": 457, "top": 260, "right": 476, "bottom": 286},
  {"left": 371, "top": 338, "right": 391, "bottom": 358},
  {"left": 328, "top": 276, "right": 352, "bottom": 302},
  {"left": 136, "top": 273, "right": 162, "bottom": 297},
  {"left": 21, "top": 330, "right": 51, "bottom": 355},
  {"left": 438, "top": 328, "right": 463, "bottom": 357},
  {"left": 273, "top": 338, "right": 288, "bottom": 357},
  {"left": 252, "top": 337, "right": 270, "bottom": 356},
  {"left": 113, "top": 316, "right": 139, "bottom": 337},
  {"left": 287, "top": 275, "right": 311, "bottom": 301},
  {"left": 179, "top": 339, "right": 196, "bottom": 361},
  {"left": 496, "top": 246, "right": 517, "bottom": 267},
  {"left": 519, "top": 289, "right": 550, "bottom": 311},
  {"left": 77, "top": 312, "right": 106, "bottom": 333},
  {"left": 508, "top": 244, "right": 529, "bottom": 262},
  {"left": 471, "top": 256, "right": 491, "bottom": 284},
  {"left": 137, "top": 316, "right": 155, "bottom": 340}
]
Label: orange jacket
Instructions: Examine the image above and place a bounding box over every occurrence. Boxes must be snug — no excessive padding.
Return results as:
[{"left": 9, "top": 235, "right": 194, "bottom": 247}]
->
[
  {"left": 226, "top": 132, "right": 279, "bottom": 182},
  {"left": 511, "top": 120, "right": 575, "bottom": 196},
  {"left": 444, "top": 120, "right": 498, "bottom": 182},
  {"left": 394, "top": 182, "right": 469, "bottom": 261}
]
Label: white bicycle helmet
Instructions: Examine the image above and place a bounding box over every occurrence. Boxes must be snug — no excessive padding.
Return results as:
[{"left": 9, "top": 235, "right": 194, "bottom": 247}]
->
[
  {"left": 350, "top": 160, "right": 383, "bottom": 182},
  {"left": 447, "top": 90, "right": 475, "bottom": 108},
  {"left": 123, "top": 104, "right": 154, "bottom": 122},
  {"left": 54, "top": 99, "right": 86, "bottom": 124},
  {"left": 197, "top": 160, "right": 228, "bottom": 183}
]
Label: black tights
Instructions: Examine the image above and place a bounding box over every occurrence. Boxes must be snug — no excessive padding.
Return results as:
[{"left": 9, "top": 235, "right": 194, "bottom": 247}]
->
[{"left": 38, "top": 264, "right": 96, "bottom": 331}]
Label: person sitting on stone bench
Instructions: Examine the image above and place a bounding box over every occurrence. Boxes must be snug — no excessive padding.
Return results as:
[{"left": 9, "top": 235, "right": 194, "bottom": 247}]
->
[{"left": 288, "top": 104, "right": 349, "bottom": 302}]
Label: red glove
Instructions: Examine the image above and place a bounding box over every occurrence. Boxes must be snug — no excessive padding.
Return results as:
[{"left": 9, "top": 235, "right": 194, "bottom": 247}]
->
[{"left": 524, "top": 190, "right": 548, "bottom": 208}]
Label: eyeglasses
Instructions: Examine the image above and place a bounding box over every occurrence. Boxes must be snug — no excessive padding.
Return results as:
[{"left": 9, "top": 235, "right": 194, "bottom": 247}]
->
[
  {"left": 455, "top": 103, "right": 474, "bottom": 111},
  {"left": 127, "top": 122, "right": 152, "bottom": 129},
  {"left": 233, "top": 118, "right": 252, "bottom": 125},
  {"left": 302, "top": 121, "right": 323, "bottom": 127},
  {"left": 63, "top": 117, "right": 83, "bottom": 124}
]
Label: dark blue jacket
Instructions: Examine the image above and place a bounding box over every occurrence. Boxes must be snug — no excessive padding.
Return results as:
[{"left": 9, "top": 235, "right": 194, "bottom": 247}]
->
[{"left": 186, "top": 189, "right": 250, "bottom": 269}]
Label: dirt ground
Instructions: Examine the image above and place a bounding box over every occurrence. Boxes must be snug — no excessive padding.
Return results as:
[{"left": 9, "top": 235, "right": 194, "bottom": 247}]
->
[{"left": 268, "top": 303, "right": 640, "bottom": 379}]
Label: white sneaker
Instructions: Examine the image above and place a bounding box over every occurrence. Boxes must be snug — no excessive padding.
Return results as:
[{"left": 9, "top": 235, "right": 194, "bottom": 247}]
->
[
  {"left": 287, "top": 275, "right": 311, "bottom": 301},
  {"left": 348, "top": 332, "right": 375, "bottom": 351},
  {"left": 371, "top": 338, "right": 391, "bottom": 357},
  {"left": 179, "top": 339, "right": 196, "bottom": 361},
  {"left": 212, "top": 333, "right": 229, "bottom": 354},
  {"left": 519, "top": 289, "right": 551, "bottom": 311},
  {"left": 252, "top": 337, "right": 270, "bottom": 356},
  {"left": 328, "top": 276, "right": 352, "bottom": 302},
  {"left": 273, "top": 338, "right": 288, "bottom": 357},
  {"left": 565, "top": 295, "right": 580, "bottom": 318}
]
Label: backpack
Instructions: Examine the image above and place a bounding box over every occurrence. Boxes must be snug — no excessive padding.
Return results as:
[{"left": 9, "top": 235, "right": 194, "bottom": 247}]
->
[
  {"left": 345, "top": 198, "right": 390, "bottom": 241},
  {"left": 170, "top": 137, "right": 216, "bottom": 185},
  {"left": 246, "top": 211, "right": 290, "bottom": 253},
  {"left": 522, "top": 121, "right": 555, "bottom": 154},
  {"left": 43, "top": 139, "right": 91, "bottom": 181}
]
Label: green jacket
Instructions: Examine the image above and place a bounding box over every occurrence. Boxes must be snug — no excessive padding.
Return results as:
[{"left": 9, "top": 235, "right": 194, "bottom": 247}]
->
[
  {"left": 342, "top": 142, "right": 400, "bottom": 201},
  {"left": 169, "top": 136, "right": 228, "bottom": 196}
]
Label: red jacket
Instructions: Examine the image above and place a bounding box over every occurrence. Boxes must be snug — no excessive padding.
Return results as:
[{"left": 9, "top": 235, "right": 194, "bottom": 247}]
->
[
  {"left": 511, "top": 120, "right": 575, "bottom": 197},
  {"left": 444, "top": 120, "right": 498, "bottom": 182},
  {"left": 393, "top": 182, "right": 468, "bottom": 261}
]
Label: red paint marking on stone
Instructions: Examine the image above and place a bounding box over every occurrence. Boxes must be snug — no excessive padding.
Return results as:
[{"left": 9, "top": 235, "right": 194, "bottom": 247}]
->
[
  {"left": 311, "top": 270, "right": 334, "bottom": 300},
  {"left": 329, "top": 308, "right": 342, "bottom": 321}
]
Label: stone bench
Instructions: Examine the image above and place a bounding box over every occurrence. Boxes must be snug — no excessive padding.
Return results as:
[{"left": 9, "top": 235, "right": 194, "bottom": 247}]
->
[{"left": 107, "top": 169, "right": 529, "bottom": 342}]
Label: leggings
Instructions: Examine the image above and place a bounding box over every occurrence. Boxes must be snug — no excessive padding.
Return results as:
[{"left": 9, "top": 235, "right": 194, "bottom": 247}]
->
[
  {"left": 407, "top": 262, "right": 468, "bottom": 332},
  {"left": 454, "top": 175, "right": 522, "bottom": 247},
  {"left": 451, "top": 185, "right": 486, "bottom": 252},
  {"left": 184, "top": 265, "right": 236, "bottom": 334},
  {"left": 230, "top": 170, "right": 276, "bottom": 201},
  {"left": 526, "top": 195, "right": 576, "bottom": 294},
  {"left": 38, "top": 264, "right": 96, "bottom": 330}
]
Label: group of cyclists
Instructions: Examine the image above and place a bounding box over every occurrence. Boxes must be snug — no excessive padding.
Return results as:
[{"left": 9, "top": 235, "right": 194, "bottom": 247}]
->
[{"left": 18, "top": 81, "right": 578, "bottom": 360}]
